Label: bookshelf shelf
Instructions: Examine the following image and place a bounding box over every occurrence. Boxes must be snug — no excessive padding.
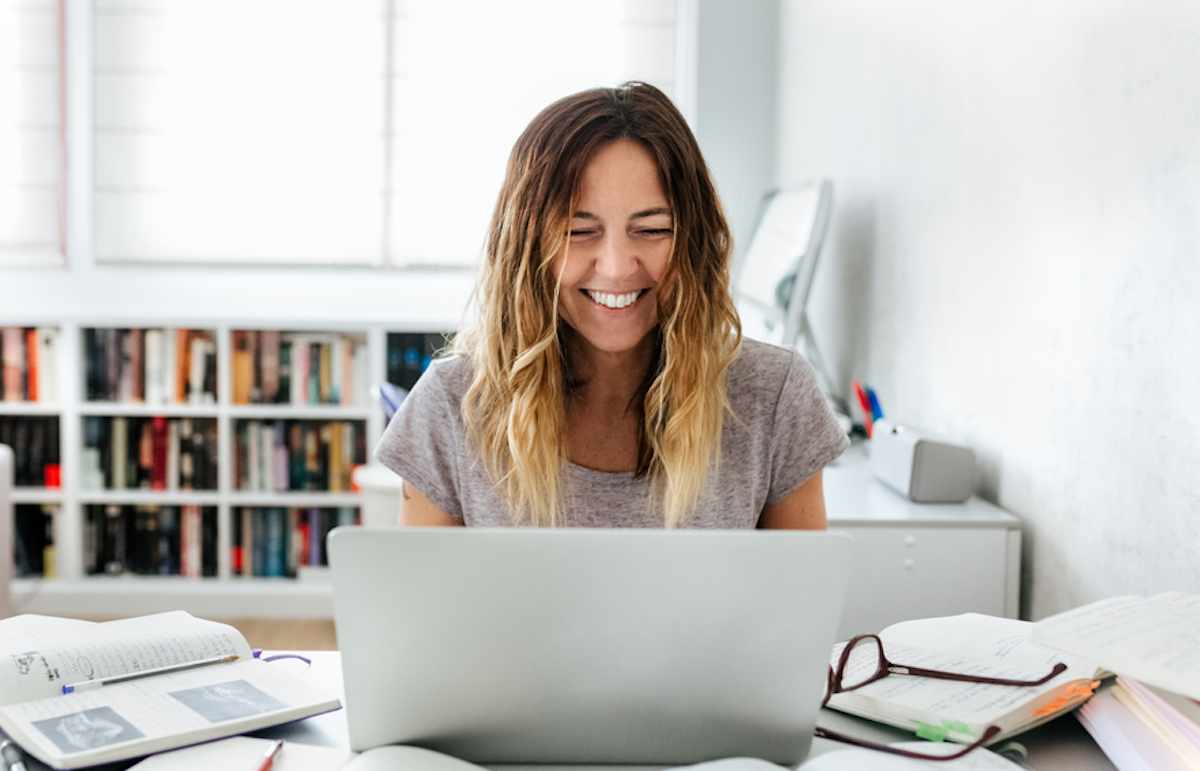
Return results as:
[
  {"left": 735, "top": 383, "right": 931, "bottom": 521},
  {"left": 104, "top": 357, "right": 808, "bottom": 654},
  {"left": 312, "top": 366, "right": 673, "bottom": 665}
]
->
[
  {"left": 78, "top": 490, "right": 222, "bottom": 506},
  {"left": 227, "top": 405, "right": 371, "bottom": 420},
  {"left": 4, "top": 319, "right": 444, "bottom": 618},
  {"left": 228, "top": 492, "right": 363, "bottom": 507},
  {"left": 79, "top": 402, "right": 220, "bottom": 417},
  {"left": 12, "top": 487, "right": 64, "bottom": 504},
  {"left": 0, "top": 403, "right": 61, "bottom": 416}
]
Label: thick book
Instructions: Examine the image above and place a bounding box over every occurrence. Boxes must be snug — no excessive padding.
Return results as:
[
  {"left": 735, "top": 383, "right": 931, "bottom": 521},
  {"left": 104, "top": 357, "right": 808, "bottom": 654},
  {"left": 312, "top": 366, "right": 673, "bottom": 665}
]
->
[
  {"left": 0, "top": 612, "right": 341, "bottom": 770},
  {"left": 824, "top": 613, "right": 1104, "bottom": 746}
]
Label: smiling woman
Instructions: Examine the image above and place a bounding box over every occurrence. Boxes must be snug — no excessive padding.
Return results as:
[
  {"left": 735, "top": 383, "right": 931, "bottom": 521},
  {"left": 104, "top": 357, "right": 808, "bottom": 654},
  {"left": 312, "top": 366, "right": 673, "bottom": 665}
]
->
[{"left": 375, "top": 82, "right": 848, "bottom": 529}]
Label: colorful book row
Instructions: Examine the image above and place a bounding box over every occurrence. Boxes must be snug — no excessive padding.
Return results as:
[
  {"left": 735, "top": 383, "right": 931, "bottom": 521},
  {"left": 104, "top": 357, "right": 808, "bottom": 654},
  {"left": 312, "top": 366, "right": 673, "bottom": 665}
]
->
[
  {"left": 233, "top": 419, "right": 365, "bottom": 492},
  {"left": 84, "top": 504, "right": 217, "bottom": 578},
  {"left": 84, "top": 328, "right": 217, "bottom": 404},
  {"left": 232, "top": 507, "right": 359, "bottom": 578},
  {"left": 232, "top": 330, "right": 367, "bottom": 407},
  {"left": 0, "top": 327, "right": 58, "bottom": 403},
  {"left": 82, "top": 416, "right": 218, "bottom": 491}
]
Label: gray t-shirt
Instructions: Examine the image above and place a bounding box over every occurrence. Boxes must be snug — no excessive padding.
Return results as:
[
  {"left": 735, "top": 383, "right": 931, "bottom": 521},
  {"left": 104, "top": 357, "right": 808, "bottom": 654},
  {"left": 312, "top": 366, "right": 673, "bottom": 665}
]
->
[{"left": 374, "top": 338, "right": 848, "bottom": 528}]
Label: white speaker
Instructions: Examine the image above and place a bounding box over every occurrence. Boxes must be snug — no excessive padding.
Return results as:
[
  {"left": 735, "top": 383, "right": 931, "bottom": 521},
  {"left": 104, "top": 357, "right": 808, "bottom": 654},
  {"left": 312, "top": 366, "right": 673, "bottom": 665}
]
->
[
  {"left": 0, "top": 444, "right": 13, "bottom": 619},
  {"left": 868, "top": 420, "right": 976, "bottom": 503}
]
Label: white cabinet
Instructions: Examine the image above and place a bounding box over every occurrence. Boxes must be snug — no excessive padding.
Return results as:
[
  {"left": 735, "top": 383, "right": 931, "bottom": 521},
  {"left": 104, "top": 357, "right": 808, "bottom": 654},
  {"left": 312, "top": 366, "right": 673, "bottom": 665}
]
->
[{"left": 825, "top": 445, "right": 1021, "bottom": 639}]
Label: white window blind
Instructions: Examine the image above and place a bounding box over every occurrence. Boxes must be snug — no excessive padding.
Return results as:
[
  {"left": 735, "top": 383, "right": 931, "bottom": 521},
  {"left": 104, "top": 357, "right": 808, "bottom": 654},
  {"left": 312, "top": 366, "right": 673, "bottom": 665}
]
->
[
  {"left": 93, "top": 0, "right": 679, "bottom": 267},
  {"left": 93, "top": 1, "right": 387, "bottom": 264},
  {"left": 389, "top": 0, "right": 678, "bottom": 266},
  {"left": 0, "top": 0, "right": 63, "bottom": 265}
]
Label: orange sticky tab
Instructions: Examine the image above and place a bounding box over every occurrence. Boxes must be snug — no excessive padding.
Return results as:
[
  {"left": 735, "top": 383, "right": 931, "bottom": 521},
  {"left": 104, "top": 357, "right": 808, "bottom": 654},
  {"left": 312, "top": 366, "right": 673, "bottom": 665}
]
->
[{"left": 1032, "top": 680, "right": 1100, "bottom": 718}]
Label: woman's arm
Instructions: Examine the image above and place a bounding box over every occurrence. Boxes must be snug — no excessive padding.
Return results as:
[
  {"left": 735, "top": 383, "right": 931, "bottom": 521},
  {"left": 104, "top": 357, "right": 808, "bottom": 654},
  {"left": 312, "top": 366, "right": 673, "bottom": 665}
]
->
[
  {"left": 757, "top": 471, "right": 828, "bottom": 530},
  {"left": 400, "top": 480, "right": 464, "bottom": 527}
]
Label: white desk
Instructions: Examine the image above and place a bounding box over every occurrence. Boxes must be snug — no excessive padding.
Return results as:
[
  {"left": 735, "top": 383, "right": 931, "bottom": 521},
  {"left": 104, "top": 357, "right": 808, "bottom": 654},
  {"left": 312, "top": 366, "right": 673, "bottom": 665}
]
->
[
  {"left": 247, "top": 652, "right": 1113, "bottom": 771},
  {"left": 824, "top": 443, "right": 1022, "bottom": 638}
]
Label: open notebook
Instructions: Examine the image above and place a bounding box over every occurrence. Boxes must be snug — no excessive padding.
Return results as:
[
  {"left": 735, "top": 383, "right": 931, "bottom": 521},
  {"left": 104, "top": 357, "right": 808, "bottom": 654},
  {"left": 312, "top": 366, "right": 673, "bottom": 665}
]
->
[
  {"left": 0, "top": 612, "right": 340, "bottom": 770},
  {"left": 823, "top": 613, "right": 1105, "bottom": 746}
]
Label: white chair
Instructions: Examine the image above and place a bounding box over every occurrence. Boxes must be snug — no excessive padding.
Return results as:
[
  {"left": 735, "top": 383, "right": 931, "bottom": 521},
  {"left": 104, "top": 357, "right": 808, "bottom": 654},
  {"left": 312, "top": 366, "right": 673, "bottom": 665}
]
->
[
  {"left": 0, "top": 444, "right": 13, "bottom": 619},
  {"left": 733, "top": 179, "right": 836, "bottom": 399}
]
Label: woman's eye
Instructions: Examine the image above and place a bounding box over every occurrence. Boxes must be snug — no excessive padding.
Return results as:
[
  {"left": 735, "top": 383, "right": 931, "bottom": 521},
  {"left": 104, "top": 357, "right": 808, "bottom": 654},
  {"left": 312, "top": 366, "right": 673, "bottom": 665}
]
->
[
  {"left": 569, "top": 229, "right": 597, "bottom": 237},
  {"left": 638, "top": 228, "right": 673, "bottom": 236}
]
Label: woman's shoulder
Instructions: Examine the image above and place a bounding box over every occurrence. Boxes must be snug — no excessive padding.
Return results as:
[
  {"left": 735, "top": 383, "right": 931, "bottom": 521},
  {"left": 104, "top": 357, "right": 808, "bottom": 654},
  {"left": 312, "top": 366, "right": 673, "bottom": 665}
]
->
[
  {"left": 726, "top": 337, "right": 800, "bottom": 399},
  {"left": 402, "top": 354, "right": 474, "bottom": 413}
]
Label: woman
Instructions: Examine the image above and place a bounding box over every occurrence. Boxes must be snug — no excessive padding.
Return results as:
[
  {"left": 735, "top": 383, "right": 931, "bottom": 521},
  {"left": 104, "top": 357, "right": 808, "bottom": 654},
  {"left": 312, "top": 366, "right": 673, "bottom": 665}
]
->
[{"left": 376, "top": 82, "right": 847, "bottom": 529}]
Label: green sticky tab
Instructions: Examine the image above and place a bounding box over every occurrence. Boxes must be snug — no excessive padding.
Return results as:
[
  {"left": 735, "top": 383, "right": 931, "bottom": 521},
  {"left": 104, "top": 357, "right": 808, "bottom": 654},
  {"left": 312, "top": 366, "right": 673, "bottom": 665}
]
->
[
  {"left": 915, "top": 722, "right": 947, "bottom": 742},
  {"left": 943, "top": 721, "right": 971, "bottom": 734}
]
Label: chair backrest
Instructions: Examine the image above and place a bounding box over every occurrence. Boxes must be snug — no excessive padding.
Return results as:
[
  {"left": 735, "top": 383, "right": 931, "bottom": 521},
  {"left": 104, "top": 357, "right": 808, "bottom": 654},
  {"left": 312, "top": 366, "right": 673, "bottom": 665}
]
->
[
  {"left": 733, "top": 180, "right": 834, "bottom": 346},
  {"left": 0, "top": 444, "right": 13, "bottom": 619}
]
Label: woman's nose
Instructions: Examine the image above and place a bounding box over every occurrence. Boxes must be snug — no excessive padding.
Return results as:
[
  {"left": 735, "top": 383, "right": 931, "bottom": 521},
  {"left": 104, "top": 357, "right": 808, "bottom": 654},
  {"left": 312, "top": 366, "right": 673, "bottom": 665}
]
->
[{"left": 593, "top": 232, "right": 640, "bottom": 280}]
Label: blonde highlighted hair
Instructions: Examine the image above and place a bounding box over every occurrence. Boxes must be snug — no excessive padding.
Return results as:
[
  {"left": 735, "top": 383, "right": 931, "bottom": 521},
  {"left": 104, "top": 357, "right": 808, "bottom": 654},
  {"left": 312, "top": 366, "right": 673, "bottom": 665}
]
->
[{"left": 453, "top": 82, "right": 741, "bottom": 527}]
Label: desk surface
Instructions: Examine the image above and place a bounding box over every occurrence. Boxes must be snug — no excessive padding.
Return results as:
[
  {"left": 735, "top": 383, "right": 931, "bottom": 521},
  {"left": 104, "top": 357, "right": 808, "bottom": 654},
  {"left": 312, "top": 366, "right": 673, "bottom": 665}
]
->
[
  {"left": 251, "top": 652, "right": 1114, "bottom": 771},
  {"left": 824, "top": 443, "right": 1020, "bottom": 529}
]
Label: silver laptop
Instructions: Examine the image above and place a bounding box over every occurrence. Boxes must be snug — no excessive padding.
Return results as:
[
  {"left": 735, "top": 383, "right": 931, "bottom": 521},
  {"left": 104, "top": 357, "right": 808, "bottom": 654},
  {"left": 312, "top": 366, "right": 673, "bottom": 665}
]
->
[{"left": 328, "top": 527, "right": 849, "bottom": 766}]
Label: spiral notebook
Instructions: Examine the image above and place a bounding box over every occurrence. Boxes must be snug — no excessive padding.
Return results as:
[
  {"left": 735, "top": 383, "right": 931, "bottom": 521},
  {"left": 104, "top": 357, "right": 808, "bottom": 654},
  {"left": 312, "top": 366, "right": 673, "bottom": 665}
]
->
[{"left": 0, "top": 612, "right": 341, "bottom": 770}]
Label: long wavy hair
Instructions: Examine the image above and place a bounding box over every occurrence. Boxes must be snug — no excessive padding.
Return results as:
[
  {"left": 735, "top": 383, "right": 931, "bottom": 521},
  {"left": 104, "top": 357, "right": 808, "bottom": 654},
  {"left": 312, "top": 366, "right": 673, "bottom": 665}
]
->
[{"left": 453, "top": 81, "right": 742, "bottom": 527}]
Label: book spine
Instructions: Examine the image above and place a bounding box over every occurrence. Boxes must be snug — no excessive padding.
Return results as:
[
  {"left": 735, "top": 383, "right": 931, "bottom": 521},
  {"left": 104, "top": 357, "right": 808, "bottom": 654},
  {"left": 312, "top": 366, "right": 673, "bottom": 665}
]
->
[
  {"left": 259, "top": 422, "right": 274, "bottom": 492},
  {"left": 130, "top": 328, "right": 143, "bottom": 402},
  {"left": 265, "top": 508, "right": 285, "bottom": 577},
  {"left": 241, "top": 508, "right": 254, "bottom": 578},
  {"left": 143, "top": 329, "right": 162, "bottom": 404},
  {"left": 150, "top": 416, "right": 168, "bottom": 490},
  {"left": 318, "top": 342, "right": 332, "bottom": 404},
  {"left": 262, "top": 330, "right": 280, "bottom": 403},
  {"left": 273, "top": 421, "right": 288, "bottom": 493},
  {"left": 37, "top": 327, "right": 58, "bottom": 404},
  {"left": 188, "top": 335, "right": 205, "bottom": 404},
  {"left": 201, "top": 508, "right": 216, "bottom": 577},
  {"left": 287, "top": 508, "right": 301, "bottom": 577},
  {"left": 111, "top": 417, "right": 127, "bottom": 489},
  {"left": 163, "top": 326, "right": 176, "bottom": 404},
  {"left": 307, "top": 508, "right": 320, "bottom": 566},
  {"left": 24, "top": 327, "right": 38, "bottom": 402},
  {"left": 328, "top": 422, "right": 343, "bottom": 493},
  {"left": 247, "top": 420, "right": 261, "bottom": 491},
  {"left": 3, "top": 327, "right": 24, "bottom": 401}
]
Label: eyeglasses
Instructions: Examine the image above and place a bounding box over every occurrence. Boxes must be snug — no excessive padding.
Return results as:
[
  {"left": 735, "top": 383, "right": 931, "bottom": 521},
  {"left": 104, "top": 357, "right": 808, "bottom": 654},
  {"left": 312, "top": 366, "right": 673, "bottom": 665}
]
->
[{"left": 814, "top": 633, "right": 1068, "bottom": 762}]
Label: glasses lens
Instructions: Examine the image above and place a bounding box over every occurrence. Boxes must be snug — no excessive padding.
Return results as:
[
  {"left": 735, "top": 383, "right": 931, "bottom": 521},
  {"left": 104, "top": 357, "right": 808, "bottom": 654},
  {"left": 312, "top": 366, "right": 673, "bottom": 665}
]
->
[{"left": 838, "top": 636, "right": 884, "bottom": 690}]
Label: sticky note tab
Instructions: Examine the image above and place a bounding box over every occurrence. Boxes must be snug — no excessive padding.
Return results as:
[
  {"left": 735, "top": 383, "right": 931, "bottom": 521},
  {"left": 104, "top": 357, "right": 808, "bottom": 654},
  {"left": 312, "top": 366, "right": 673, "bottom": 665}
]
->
[
  {"left": 915, "top": 722, "right": 947, "bottom": 742},
  {"left": 942, "top": 720, "right": 971, "bottom": 734}
]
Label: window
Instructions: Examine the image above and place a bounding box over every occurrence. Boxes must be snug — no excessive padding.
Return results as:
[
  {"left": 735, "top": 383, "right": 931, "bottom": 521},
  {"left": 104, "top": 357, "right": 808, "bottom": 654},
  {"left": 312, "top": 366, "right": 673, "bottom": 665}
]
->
[
  {"left": 0, "top": 0, "right": 63, "bottom": 266},
  {"left": 91, "top": 0, "right": 683, "bottom": 267}
]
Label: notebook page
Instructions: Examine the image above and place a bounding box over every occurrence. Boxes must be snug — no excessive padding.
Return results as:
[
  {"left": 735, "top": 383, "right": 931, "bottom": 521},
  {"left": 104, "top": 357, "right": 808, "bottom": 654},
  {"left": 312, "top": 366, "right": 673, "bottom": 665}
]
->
[
  {"left": 0, "top": 658, "right": 339, "bottom": 769},
  {"left": 1032, "top": 592, "right": 1200, "bottom": 700},
  {"left": 0, "top": 612, "right": 252, "bottom": 705}
]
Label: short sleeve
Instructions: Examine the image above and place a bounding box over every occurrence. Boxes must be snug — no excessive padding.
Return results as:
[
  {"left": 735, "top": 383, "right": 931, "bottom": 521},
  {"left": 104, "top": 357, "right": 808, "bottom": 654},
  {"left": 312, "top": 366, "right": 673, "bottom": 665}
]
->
[
  {"left": 373, "top": 360, "right": 465, "bottom": 520},
  {"left": 766, "top": 350, "right": 849, "bottom": 504}
]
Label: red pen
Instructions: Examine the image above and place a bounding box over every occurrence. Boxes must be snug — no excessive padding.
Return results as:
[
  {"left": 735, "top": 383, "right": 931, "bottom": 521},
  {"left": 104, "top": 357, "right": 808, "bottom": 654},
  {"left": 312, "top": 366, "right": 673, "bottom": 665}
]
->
[
  {"left": 255, "top": 739, "right": 283, "bottom": 771},
  {"left": 852, "top": 379, "right": 874, "bottom": 438}
]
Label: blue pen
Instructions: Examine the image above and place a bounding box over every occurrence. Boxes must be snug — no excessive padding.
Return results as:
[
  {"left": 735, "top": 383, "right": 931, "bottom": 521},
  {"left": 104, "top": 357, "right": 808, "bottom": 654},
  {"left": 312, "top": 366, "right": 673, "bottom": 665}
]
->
[{"left": 866, "top": 387, "right": 884, "bottom": 421}]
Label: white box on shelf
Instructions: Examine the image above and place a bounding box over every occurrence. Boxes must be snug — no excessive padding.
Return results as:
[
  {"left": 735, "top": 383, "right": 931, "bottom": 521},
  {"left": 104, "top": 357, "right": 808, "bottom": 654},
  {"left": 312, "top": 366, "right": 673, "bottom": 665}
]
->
[{"left": 868, "top": 419, "right": 976, "bottom": 503}]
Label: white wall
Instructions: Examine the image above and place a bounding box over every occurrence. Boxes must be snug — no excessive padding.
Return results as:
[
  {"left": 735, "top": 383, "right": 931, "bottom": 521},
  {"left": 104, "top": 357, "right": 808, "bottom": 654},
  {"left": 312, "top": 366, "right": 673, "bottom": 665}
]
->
[
  {"left": 696, "top": 0, "right": 779, "bottom": 263},
  {"left": 777, "top": 0, "right": 1200, "bottom": 618}
]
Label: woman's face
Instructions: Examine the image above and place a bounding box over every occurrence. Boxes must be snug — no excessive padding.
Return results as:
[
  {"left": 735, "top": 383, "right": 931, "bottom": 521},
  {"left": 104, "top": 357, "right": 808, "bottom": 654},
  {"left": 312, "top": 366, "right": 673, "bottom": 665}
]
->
[{"left": 553, "top": 138, "right": 673, "bottom": 356}]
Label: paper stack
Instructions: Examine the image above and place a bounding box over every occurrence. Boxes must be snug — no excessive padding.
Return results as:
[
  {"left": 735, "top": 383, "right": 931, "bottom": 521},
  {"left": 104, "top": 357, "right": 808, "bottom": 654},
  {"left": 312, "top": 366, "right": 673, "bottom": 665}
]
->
[
  {"left": 1033, "top": 592, "right": 1200, "bottom": 771},
  {"left": 1076, "top": 679, "right": 1200, "bottom": 770}
]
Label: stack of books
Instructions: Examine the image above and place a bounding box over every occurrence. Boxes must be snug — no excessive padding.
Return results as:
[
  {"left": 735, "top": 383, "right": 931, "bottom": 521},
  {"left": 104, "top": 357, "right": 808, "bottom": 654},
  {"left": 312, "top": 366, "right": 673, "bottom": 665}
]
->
[
  {"left": 1034, "top": 592, "right": 1200, "bottom": 771},
  {"left": 231, "top": 330, "right": 367, "bottom": 406},
  {"left": 84, "top": 328, "right": 217, "bottom": 405},
  {"left": 0, "top": 326, "right": 58, "bottom": 402},
  {"left": 1077, "top": 677, "right": 1200, "bottom": 769}
]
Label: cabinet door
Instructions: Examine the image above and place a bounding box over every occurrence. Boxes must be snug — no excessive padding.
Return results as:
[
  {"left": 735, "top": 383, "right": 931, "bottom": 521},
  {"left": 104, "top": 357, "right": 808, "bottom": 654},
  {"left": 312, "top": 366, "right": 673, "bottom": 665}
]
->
[{"left": 830, "top": 527, "right": 1010, "bottom": 640}]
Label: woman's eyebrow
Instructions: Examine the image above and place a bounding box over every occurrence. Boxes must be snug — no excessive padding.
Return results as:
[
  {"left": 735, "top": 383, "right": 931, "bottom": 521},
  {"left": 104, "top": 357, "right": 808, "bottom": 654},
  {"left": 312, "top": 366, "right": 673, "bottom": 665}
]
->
[{"left": 571, "top": 207, "right": 672, "bottom": 220}]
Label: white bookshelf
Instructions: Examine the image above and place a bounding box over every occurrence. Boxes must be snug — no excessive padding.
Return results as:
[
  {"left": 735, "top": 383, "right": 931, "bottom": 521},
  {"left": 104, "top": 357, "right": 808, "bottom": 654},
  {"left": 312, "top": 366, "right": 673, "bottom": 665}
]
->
[{"left": 3, "top": 318, "right": 441, "bottom": 618}]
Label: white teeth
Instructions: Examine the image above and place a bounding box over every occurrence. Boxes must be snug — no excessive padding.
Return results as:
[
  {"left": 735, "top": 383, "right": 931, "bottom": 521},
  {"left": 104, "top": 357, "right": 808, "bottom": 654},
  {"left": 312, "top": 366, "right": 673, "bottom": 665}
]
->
[{"left": 587, "top": 289, "right": 641, "bottom": 309}]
